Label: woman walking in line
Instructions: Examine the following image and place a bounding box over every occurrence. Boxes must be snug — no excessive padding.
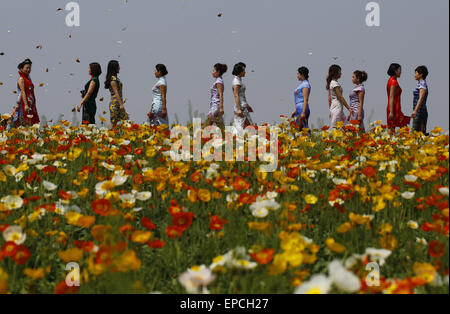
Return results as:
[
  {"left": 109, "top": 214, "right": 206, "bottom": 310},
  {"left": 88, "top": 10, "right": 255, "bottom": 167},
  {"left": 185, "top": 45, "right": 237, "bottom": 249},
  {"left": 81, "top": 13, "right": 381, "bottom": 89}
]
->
[
  {"left": 326, "top": 64, "right": 354, "bottom": 127},
  {"left": 291, "top": 66, "right": 311, "bottom": 132},
  {"left": 411, "top": 65, "right": 429, "bottom": 135},
  {"left": 15, "top": 58, "right": 40, "bottom": 126},
  {"left": 386, "top": 63, "right": 410, "bottom": 131},
  {"left": 77, "top": 62, "right": 102, "bottom": 124},
  {"left": 148, "top": 64, "right": 169, "bottom": 126},
  {"left": 207, "top": 63, "right": 227, "bottom": 127},
  {"left": 232, "top": 62, "right": 254, "bottom": 132},
  {"left": 105, "top": 60, "right": 128, "bottom": 127},
  {"left": 347, "top": 70, "right": 368, "bottom": 132}
]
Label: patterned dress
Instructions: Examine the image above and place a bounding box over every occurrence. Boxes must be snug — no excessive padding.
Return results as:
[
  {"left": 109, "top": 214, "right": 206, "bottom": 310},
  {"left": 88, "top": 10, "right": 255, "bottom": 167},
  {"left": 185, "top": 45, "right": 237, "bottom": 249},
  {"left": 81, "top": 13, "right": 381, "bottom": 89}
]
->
[
  {"left": 208, "top": 77, "right": 224, "bottom": 125},
  {"left": 232, "top": 76, "right": 253, "bottom": 132},
  {"left": 386, "top": 76, "right": 410, "bottom": 129},
  {"left": 412, "top": 80, "right": 428, "bottom": 133},
  {"left": 294, "top": 79, "right": 311, "bottom": 130},
  {"left": 109, "top": 76, "right": 128, "bottom": 126},
  {"left": 149, "top": 76, "right": 169, "bottom": 126},
  {"left": 14, "top": 71, "right": 39, "bottom": 126},
  {"left": 348, "top": 84, "right": 365, "bottom": 130},
  {"left": 329, "top": 80, "right": 346, "bottom": 127}
]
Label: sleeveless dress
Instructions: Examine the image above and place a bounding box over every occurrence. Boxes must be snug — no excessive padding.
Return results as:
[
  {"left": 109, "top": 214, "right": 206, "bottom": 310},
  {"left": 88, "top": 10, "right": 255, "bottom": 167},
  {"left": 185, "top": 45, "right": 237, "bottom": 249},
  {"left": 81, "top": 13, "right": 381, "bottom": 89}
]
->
[
  {"left": 15, "top": 71, "right": 39, "bottom": 126},
  {"left": 412, "top": 80, "right": 428, "bottom": 133},
  {"left": 348, "top": 84, "right": 365, "bottom": 130},
  {"left": 386, "top": 76, "right": 410, "bottom": 129},
  {"left": 109, "top": 76, "right": 128, "bottom": 125},
  {"left": 294, "top": 79, "right": 311, "bottom": 130},
  {"left": 208, "top": 77, "right": 224, "bottom": 125},
  {"left": 82, "top": 76, "right": 100, "bottom": 124},
  {"left": 149, "top": 76, "right": 169, "bottom": 126},
  {"left": 232, "top": 76, "right": 253, "bottom": 131},
  {"left": 329, "top": 80, "right": 346, "bottom": 127}
]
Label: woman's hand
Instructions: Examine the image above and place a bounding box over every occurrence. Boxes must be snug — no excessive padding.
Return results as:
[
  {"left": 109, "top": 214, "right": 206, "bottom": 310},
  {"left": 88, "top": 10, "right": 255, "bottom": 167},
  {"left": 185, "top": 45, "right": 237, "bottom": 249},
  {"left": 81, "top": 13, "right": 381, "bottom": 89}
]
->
[
  {"left": 219, "top": 107, "right": 224, "bottom": 117},
  {"left": 236, "top": 109, "right": 244, "bottom": 118},
  {"left": 411, "top": 111, "right": 417, "bottom": 119},
  {"left": 357, "top": 112, "right": 363, "bottom": 122},
  {"left": 147, "top": 111, "right": 154, "bottom": 119},
  {"left": 300, "top": 112, "right": 307, "bottom": 121},
  {"left": 77, "top": 104, "right": 82, "bottom": 112},
  {"left": 389, "top": 111, "right": 394, "bottom": 121},
  {"left": 347, "top": 113, "right": 352, "bottom": 121}
]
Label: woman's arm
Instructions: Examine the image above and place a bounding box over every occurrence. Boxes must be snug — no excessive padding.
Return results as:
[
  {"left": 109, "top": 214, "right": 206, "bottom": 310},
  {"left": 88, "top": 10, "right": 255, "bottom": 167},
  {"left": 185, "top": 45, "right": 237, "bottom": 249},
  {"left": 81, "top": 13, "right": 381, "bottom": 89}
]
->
[
  {"left": 328, "top": 92, "right": 331, "bottom": 108},
  {"left": 334, "top": 87, "right": 352, "bottom": 112},
  {"left": 358, "top": 90, "right": 365, "bottom": 120},
  {"left": 160, "top": 85, "right": 167, "bottom": 118},
  {"left": 301, "top": 88, "right": 310, "bottom": 116},
  {"left": 388, "top": 85, "right": 396, "bottom": 120},
  {"left": 411, "top": 89, "right": 426, "bottom": 119},
  {"left": 233, "top": 85, "right": 243, "bottom": 116},
  {"left": 78, "top": 80, "right": 96, "bottom": 111},
  {"left": 18, "top": 78, "right": 29, "bottom": 111},
  {"left": 217, "top": 83, "right": 224, "bottom": 116},
  {"left": 110, "top": 81, "right": 124, "bottom": 108}
]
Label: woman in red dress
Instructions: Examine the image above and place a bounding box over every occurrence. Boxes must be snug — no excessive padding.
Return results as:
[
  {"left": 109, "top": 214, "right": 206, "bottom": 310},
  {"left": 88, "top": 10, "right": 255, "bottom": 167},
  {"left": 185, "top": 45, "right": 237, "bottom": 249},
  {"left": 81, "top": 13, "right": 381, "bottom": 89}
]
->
[
  {"left": 15, "top": 59, "right": 40, "bottom": 126},
  {"left": 386, "top": 63, "right": 410, "bottom": 130}
]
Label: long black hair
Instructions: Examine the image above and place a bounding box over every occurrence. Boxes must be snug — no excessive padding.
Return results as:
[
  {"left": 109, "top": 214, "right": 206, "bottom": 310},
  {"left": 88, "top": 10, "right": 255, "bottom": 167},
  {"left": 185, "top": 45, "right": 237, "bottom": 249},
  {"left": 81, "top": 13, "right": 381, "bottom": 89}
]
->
[
  {"left": 326, "top": 64, "right": 341, "bottom": 90},
  {"left": 105, "top": 60, "right": 119, "bottom": 89}
]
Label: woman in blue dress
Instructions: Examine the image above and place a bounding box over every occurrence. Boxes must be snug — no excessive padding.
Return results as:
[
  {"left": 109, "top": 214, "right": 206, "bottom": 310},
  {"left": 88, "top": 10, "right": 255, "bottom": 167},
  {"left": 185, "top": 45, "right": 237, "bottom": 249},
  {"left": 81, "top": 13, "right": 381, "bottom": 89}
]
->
[
  {"left": 411, "top": 65, "right": 429, "bottom": 135},
  {"left": 291, "top": 66, "right": 311, "bottom": 131},
  {"left": 148, "top": 64, "right": 169, "bottom": 126}
]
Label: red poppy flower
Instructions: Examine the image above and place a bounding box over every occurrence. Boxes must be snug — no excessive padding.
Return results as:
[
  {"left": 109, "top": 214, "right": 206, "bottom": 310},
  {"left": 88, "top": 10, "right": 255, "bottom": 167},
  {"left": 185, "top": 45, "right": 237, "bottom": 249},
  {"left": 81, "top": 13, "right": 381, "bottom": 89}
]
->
[
  {"left": 361, "top": 166, "right": 377, "bottom": 177},
  {"left": 209, "top": 215, "right": 228, "bottom": 231},
  {"left": 141, "top": 217, "right": 156, "bottom": 230},
  {"left": 25, "top": 171, "right": 41, "bottom": 184},
  {"left": 147, "top": 239, "right": 166, "bottom": 249},
  {"left": 42, "top": 166, "right": 56, "bottom": 173},
  {"left": 429, "top": 241, "right": 445, "bottom": 258},
  {"left": 54, "top": 279, "right": 78, "bottom": 294},
  {"left": 2, "top": 241, "right": 18, "bottom": 257},
  {"left": 12, "top": 245, "right": 31, "bottom": 265},
  {"left": 172, "top": 212, "right": 195, "bottom": 231},
  {"left": 166, "top": 225, "right": 184, "bottom": 238},
  {"left": 59, "top": 190, "right": 72, "bottom": 201}
]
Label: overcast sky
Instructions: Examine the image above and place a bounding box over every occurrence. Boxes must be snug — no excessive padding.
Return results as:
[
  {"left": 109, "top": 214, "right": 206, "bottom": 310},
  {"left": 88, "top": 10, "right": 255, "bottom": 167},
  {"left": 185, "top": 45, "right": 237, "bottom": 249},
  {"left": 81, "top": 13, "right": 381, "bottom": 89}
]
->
[{"left": 1, "top": 0, "right": 448, "bottom": 129}]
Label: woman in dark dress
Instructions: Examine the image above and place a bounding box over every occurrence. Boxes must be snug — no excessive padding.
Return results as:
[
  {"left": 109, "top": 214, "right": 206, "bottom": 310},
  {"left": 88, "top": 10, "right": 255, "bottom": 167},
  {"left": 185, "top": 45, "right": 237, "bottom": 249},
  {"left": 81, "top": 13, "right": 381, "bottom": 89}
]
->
[{"left": 77, "top": 63, "right": 102, "bottom": 124}]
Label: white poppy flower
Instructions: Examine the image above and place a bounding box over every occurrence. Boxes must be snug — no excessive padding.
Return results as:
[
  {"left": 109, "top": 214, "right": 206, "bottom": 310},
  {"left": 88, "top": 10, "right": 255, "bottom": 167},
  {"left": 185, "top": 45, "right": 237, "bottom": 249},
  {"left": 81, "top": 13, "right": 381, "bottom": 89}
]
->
[
  {"left": 401, "top": 191, "right": 415, "bottom": 199},
  {"left": 3, "top": 225, "right": 26, "bottom": 244},
  {"left": 1, "top": 195, "right": 24, "bottom": 210},
  {"left": 328, "top": 260, "right": 361, "bottom": 293},
  {"left": 294, "top": 274, "right": 332, "bottom": 294},
  {"left": 43, "top": 180, "right": 58, "bottom": 191}
]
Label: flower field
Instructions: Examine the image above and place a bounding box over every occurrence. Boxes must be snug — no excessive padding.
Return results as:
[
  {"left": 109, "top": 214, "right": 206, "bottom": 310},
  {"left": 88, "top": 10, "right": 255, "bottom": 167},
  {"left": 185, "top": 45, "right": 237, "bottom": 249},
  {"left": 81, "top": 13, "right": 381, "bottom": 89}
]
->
[{"left": 0, "top": 118, "right": 448, "bottom": 294}]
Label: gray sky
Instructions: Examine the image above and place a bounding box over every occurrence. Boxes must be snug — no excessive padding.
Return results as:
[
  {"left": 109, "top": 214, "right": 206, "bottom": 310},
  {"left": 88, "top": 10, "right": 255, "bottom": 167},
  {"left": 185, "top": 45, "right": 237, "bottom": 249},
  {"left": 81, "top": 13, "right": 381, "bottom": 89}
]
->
[{"left": 1, "top": 0, "right": 449, "bottom": 129}]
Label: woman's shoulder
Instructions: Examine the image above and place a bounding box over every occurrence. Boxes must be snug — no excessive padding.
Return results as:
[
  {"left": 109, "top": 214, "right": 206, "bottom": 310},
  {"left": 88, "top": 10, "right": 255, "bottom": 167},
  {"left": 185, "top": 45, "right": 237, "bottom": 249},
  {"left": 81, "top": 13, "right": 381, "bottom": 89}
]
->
[
  {"left": 232, "top": 76, "right": 241, "bottom": 86},
  {"left": 301, "top": 80, "right": 311, "bottom": 88},
  {"left": 330, "top": 80, "right": 340, "bottom": 88},
  {"left": 418, "top": 80, "right": 428, "bottom": 89},
  {"left": 215, "top": 77, "right": 224, "bottom": 85},
  {"left": 388, "top": 76, "right": 399, "bottom": 86},
  {"left": 354, "top": 84, "right": 365, "bottom": 92}
]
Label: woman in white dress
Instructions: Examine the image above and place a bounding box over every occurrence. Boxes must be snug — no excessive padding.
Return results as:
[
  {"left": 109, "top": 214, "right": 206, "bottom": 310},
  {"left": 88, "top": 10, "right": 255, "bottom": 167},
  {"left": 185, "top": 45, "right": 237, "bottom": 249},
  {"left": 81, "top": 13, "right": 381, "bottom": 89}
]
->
[
  {"left": 147, "top": 64, "right": 169, "bottom": 126},
  {"left": 326, "top": 64, "right": 354, "bottom": 127},
  {"left": 232, "top": 62, "right": 254, "bottom": 132}
]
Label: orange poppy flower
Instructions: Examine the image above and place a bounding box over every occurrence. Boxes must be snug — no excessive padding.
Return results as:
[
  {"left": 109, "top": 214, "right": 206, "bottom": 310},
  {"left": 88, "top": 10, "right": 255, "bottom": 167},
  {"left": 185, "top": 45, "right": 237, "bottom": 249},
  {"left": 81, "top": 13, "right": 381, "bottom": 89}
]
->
[
  {"left": 250, "top": 248, "right": 275, "bottom": 265},
  {"left": 361, "top": 166, "right": 377, "bottom": 177},
  {"left": 232, "top": 177, "right": 250, "bottom": 191},
  {"left": 92, "top": 199, "right": 117, "bottom": 216},
  {"left": 141, "top": 217, "right": 156, "bottom": 230},
  {"left": 147, "top": 238, "right": 166, "bottom": 249},
  {"left": 12, "top": 245, "right": 31, "bottom": 265}
]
